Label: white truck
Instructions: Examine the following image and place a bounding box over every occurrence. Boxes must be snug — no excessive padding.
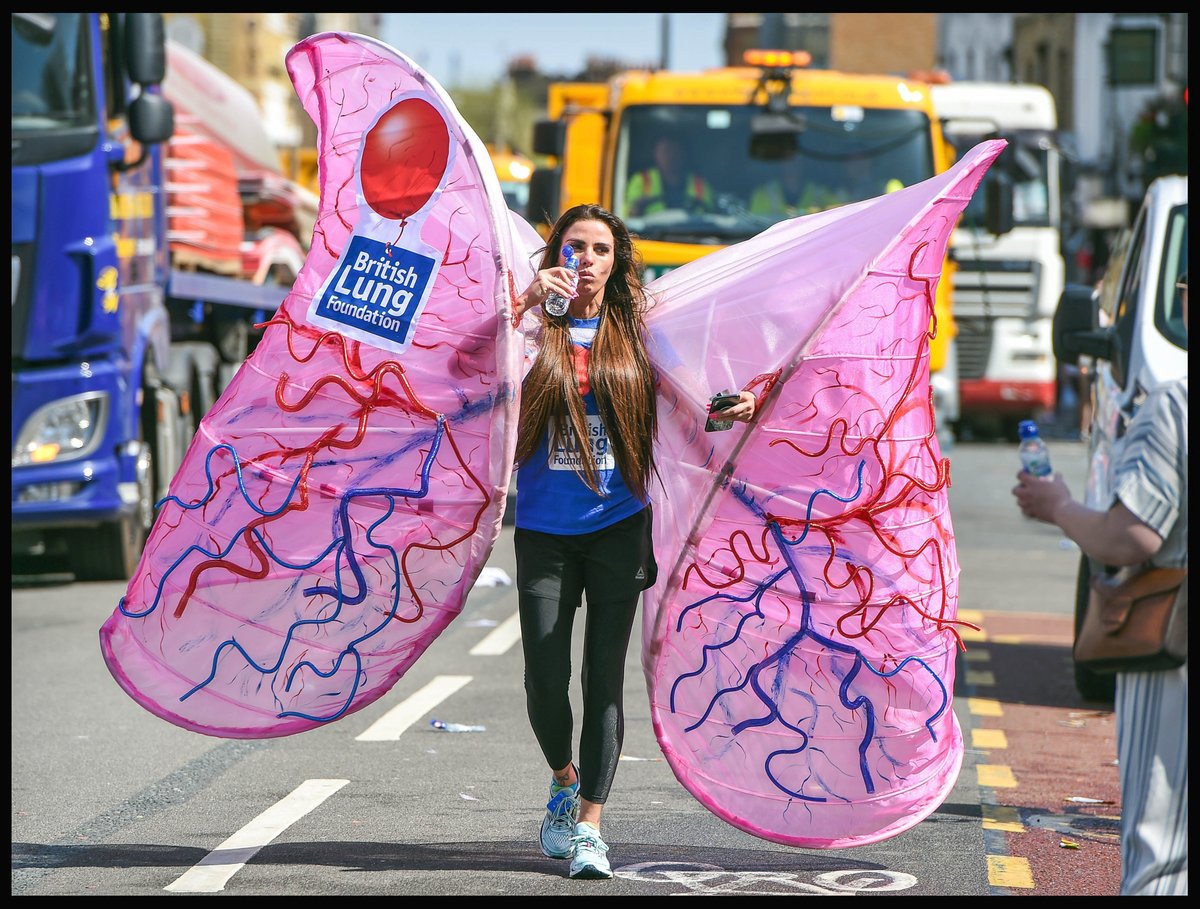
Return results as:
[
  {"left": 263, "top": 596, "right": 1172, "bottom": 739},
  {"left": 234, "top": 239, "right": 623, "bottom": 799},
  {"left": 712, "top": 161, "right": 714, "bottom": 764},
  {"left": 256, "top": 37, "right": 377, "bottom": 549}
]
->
[
  {"left": 932, "top": 82, "right": 1066, "bottom": 440},
  {"left": 1052, "top": 174, "right": 1189, "bottom": 701}
]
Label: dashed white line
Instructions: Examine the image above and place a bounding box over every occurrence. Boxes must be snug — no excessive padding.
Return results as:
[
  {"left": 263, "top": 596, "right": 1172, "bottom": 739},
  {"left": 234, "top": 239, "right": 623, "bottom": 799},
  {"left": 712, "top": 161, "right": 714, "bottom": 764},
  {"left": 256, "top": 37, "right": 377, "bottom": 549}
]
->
[
  {"left": 165, "top": 778, "right": 349, "bottom": 893},
  {"left": 355, "top": 674, "right": 473, "bottom": 741},
  {"left": 469, "top": 610, "right": 521, "bottom": 655}
]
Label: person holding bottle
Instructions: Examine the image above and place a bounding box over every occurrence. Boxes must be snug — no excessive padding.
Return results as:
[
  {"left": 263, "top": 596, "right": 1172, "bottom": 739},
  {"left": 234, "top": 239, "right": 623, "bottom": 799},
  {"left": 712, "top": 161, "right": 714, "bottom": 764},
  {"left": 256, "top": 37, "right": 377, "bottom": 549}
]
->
[
  {"left": 1010, "top": 273, "right": 1187, "bottom": 895},
  {"left": 511, "top": 204, "right": 758, "bottom": 879}
]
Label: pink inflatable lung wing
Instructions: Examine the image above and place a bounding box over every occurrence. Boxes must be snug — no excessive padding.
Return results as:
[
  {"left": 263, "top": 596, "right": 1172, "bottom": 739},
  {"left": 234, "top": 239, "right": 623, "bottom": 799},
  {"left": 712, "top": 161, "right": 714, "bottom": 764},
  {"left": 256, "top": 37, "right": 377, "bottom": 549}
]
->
[
  {"left": 99, "top": 33, "right": 533, "bottom": 738},
  {"left": 641, "top": 139, "right": 1006, "bottom": 848}
]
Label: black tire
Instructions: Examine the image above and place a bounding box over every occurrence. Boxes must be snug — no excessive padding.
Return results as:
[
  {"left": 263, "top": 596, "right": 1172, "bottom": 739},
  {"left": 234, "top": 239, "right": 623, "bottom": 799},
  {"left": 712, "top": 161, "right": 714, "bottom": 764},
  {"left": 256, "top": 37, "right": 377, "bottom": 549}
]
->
[
  {"left": 209, "top": 316, "right": 249, "bottom": 364},
  {"left": 1072, "top": 553, "right": 1117, "bottom": 703},
  {"left": 182, "top": 342, "right": 220, "bottom": 435},
  {"left": 68, "top": 367, "right": 158, "bottom": 582},
  {"left": 68, "top": 362, "right": 168, "bottom": 582}
]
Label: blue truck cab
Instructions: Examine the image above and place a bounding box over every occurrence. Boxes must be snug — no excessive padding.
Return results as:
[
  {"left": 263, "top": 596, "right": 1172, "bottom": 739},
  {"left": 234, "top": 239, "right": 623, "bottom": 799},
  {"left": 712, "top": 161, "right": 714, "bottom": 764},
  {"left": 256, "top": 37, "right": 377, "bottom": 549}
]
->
[{"left": 12, "top": 13, "right": 281, "bottom": 580}]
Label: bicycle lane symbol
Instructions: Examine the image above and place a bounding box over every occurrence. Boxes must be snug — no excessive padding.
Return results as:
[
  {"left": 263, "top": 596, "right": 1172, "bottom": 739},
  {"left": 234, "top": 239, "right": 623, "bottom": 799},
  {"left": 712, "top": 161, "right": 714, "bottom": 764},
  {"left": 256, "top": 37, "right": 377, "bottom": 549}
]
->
[{"left": 615, "top": 861, "right": 919, "bottom": 895}]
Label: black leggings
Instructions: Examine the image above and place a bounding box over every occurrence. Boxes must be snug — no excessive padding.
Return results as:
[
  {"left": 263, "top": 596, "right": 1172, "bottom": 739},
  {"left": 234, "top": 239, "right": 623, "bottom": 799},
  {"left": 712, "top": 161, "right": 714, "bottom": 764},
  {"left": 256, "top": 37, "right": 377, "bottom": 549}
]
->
[{"left": 514, "top": 507, "right": 655, "bottom": 805}]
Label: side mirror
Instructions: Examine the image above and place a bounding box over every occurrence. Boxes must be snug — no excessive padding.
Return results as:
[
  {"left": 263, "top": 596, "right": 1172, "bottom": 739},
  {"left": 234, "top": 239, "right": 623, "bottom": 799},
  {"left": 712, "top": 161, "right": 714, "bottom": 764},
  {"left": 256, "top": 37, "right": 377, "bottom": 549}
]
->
[
  {"left": 1074, "top": 328, "right": 1119, "bottom": 366},
  {"left": 526, "top": 166, "right": 562, "bottom": 228},
  {"left": 985, "top": 173, "right": 1014, "bottom": 236},
  {"left": 1053, "top": 284, "right": 1124, "bottom": 385},
  {"left": 531, "top": 120, "right": 566, "bottom": 158},
  {"left": 128, "top": 92, "right": 174, "bottom": 146},
  {"left": 124, "top": 13, "right": 167, "bottom": 85},
  {"left": 1052, "top": 283, "right": 1098, "bottom": 361}
]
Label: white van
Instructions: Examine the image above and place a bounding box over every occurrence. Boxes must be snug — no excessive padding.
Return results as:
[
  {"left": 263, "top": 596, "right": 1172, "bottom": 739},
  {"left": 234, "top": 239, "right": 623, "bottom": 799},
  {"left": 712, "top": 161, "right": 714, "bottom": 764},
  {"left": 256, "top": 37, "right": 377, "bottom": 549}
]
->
[{"left": 1052, "top": 174, "right": 1188, "bottom": 701}]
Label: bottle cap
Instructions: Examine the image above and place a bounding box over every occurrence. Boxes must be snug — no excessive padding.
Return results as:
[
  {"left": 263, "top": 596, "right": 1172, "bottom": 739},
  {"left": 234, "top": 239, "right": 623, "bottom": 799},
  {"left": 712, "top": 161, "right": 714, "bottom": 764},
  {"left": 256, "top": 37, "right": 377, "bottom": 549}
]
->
[{"left": 1018, "top": 420, "right": 1039, "bottom": 440}]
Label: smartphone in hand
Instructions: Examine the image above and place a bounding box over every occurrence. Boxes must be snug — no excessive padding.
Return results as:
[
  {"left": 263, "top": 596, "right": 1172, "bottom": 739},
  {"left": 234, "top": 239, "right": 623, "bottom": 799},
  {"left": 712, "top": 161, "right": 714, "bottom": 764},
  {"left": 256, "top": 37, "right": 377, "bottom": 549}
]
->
[{"left": 705, "top": 393, "right": 740, "bottom": 432}]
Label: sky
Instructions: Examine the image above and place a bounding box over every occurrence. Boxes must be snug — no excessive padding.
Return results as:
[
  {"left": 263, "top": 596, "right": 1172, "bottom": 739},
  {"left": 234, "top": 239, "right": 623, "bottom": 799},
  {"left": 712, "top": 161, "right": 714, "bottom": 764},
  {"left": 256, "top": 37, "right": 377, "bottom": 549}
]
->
[{"left": 382, "top": 13, "right": 727, "bottom": 87}]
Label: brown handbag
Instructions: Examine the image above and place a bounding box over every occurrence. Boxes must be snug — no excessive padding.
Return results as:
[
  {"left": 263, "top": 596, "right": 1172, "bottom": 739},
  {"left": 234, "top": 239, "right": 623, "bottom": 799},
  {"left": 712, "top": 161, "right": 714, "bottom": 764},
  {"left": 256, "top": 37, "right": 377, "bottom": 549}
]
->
[{"left": 1074, "top": 564, "right": 1188, "bottom": 674}]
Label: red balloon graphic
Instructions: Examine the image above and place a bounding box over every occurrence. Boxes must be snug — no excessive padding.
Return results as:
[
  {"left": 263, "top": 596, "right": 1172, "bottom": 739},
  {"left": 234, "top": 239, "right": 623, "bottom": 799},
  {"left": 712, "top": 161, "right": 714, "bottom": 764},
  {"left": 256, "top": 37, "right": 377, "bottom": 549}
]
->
[{"left": 359, "top": 98, "right": 449, "bottom": 222}]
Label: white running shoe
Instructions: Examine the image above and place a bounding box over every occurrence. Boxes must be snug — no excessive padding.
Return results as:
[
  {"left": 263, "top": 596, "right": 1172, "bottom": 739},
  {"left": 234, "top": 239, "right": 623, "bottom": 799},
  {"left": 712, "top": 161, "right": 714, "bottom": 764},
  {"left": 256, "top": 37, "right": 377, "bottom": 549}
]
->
[
  {"left": 539, "top": 777, "right": 579, "bottom": 859},
  {"left": 568, "top": 822, "right": 612, "bottom": 880}
]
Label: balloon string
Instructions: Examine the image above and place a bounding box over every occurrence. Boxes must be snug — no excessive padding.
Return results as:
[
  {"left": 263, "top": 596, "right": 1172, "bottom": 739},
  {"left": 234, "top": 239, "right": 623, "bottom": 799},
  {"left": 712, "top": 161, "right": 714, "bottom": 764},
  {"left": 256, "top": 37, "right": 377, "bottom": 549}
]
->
[{"left": 386, "top": 218, "right": 409, "bottom": 255}]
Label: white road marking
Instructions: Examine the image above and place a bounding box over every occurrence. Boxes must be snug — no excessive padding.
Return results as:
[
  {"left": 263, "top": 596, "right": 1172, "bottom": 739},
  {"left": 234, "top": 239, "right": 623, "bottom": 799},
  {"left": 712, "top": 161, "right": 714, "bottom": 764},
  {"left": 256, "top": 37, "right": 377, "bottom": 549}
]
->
[
  {"left": 469, "top": 610, "right": 521, "bottom": 655},
  {"left": 165, "top": 778, "right": 349, "bottom": 893},
  {"left": 616, "top": 861, "right": 918, "bottom": 894},
  {"left": 355, "top": 674, "right": 473, "bottom": 741}
]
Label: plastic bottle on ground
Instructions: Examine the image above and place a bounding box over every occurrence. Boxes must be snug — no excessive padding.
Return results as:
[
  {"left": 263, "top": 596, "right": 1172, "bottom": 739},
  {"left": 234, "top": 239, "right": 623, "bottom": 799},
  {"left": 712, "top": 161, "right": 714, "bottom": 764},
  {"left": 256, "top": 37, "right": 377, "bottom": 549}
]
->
[{"left": 430, "top": 718, "right": 486, "bottom": 733}]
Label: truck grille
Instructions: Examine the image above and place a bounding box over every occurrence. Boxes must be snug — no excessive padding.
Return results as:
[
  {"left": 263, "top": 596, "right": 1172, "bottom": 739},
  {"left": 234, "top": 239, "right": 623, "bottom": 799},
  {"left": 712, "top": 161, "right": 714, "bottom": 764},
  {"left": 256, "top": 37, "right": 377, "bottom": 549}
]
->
[
  {"left": 951, "top": 259, "right": 1040, "bottom": 319},
  {"left": 956, "top": 316, "right": 992, "bottom": 380}
]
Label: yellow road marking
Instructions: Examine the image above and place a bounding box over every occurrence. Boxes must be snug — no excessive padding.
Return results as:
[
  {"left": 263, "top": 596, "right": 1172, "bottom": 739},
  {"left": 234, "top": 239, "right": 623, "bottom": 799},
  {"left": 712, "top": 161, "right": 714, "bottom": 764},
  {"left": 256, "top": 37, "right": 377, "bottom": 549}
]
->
[
  {"left": 972, "top": 728, "right": 1008, "bottom": 749},
  {"left": 965, "top": 670, "right": 996, "bottom": 686},
  {"left": 963, "top": 649, "right": 991, "bottom": 663},
  {"left": 977, "top": 764, "right": 1018, "bottom": 788},
  {"left": 988, "top": 855, "right": 1034, "bottom": 889},
  {"left": 968, "top": 697, "right": 1003, "bottom": 717},
  {"left": 959, "top": 627, "right": 988, "bottom": 642},
  {"left": 982, "top": 805, "right": 1024, "bottom": 832},
  {"left": 958, "top": 609, "right": 984, "bottom": 623}
]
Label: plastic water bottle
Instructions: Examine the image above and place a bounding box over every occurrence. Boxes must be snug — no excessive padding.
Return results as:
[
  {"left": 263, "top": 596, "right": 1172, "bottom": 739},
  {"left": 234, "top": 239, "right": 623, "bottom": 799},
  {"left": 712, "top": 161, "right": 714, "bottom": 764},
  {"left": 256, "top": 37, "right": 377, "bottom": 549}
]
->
[
  {"left": 542, "top": 245, "right": 578, "bottom": 317},
  {"left": 430, "top": 718, "right": 486, "bottom": 733},
  {"left": 1017, "top": 420, "right": 1052, "bottom": 477}
]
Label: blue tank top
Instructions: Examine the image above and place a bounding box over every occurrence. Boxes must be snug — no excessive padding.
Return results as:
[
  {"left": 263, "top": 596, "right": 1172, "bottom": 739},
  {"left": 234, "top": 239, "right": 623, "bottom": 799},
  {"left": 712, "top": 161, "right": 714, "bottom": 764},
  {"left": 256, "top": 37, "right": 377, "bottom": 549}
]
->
[{"left": 515, "top": 316, "right": 645, "bottom": 534}]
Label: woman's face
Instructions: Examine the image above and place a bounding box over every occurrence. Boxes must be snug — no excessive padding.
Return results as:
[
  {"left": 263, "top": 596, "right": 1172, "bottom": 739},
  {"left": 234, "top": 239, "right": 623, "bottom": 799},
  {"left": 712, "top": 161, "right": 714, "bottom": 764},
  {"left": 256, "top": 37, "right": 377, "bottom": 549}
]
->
[{"left": 560, "top": 219, "right": 616, "bottom": 300}]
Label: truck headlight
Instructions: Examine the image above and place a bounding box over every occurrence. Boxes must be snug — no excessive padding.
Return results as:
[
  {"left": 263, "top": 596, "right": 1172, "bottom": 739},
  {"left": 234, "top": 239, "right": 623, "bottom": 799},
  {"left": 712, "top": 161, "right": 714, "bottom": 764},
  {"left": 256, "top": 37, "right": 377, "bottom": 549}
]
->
[{"left": 12, "top": 392, "right": 109, "bottom": 467}]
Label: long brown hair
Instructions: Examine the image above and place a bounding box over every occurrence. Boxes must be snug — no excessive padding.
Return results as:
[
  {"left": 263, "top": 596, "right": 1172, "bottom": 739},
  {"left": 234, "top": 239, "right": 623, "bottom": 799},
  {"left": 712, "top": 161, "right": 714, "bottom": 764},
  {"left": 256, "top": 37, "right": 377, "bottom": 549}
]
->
[{"left": 515, "top": 204, "right": 658, "bottom": 501}]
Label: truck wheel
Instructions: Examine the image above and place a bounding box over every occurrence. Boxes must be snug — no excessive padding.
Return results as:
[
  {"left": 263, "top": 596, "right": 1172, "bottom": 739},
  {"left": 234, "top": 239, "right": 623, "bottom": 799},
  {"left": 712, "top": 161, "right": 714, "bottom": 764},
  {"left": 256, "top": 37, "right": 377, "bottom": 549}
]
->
[
  {"left": 69, "top": 441, "right": 152, "bottom": 582},
  {"left": 70, "top": 360, "right": 183, "bottom": 582},
  {"left": 172, "top": 341, "right": 220, "bottom": 435},
  {"left": 1072, "top": 553, "right": 1116, "bottom": 703},
  {"left": 210, "top": 316, "right": 249, "bottom": 364}
]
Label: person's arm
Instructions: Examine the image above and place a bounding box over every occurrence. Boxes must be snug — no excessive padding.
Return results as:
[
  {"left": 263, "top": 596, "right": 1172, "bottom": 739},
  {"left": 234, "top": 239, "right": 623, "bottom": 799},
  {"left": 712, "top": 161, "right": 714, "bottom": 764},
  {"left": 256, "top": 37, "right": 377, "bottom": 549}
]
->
[
  {"left": 515, "top": 266, "right": 576, "bottom": 321},
  {"left": 711, "top": 391, "right": 756, "bottom": 423},
  {"left": 1011, "top": 471, "right": 1163, "bottom": 566},
  {"left": 720, "top": 370, "right": 781, "bottom": 424}
]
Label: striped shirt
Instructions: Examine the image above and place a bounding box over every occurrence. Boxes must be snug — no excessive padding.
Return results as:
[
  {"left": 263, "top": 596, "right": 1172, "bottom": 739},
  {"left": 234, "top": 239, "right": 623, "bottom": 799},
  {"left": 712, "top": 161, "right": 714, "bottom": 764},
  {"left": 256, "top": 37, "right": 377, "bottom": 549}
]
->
[
  {"left": 1111, "top": 377, "right": 1188, "bottom": 567},
  {"left": 1109, "top": 376, "right": 1188, "bottom": 897}
]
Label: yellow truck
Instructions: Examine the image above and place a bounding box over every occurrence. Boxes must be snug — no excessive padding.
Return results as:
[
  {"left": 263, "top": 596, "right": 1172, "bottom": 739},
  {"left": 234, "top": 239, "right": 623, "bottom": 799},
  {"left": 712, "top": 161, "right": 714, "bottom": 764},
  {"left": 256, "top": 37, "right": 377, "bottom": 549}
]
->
[
  {"left": 486, "top": 144, "right": 534, "bottom": 217},
  {"left": 527, "top": 51, "right": 963, "bottom": 440}
]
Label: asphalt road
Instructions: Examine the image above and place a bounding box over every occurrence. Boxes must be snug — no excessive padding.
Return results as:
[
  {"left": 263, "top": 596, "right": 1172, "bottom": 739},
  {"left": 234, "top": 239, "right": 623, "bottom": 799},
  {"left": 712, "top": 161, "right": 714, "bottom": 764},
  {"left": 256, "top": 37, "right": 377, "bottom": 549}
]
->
[{"left": 12, "top": 436, "right": 1124, "bottom": 896}]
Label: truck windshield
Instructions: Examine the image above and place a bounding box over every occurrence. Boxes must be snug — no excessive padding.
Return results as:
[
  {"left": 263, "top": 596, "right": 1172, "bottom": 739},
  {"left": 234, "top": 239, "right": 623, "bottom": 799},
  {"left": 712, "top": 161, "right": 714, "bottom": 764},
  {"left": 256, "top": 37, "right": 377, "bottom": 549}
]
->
[
  {"left": 951, "top": 133, "right": 1053, "bottom": 230},
  {"left": 615, "top": 104, "right": 933, "bottom": 243},
  {"left": 11, "top": 13, "right": 95, "bottom": 136}
]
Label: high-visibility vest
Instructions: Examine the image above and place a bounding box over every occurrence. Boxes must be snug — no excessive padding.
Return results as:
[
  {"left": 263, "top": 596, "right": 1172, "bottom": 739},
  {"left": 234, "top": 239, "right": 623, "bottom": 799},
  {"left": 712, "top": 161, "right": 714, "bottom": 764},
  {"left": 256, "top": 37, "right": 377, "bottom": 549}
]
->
[
  {"left": 626, "top": 168, "right": 712, "bottom": 215},
  {"left": 749, "top": 181, "right": 791, "bottom": 216}
]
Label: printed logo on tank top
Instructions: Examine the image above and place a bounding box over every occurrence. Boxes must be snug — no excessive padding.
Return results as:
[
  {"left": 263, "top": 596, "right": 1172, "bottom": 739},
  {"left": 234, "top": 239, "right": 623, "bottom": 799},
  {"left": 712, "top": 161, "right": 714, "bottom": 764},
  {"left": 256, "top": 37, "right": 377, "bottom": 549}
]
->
[{"left": 548, "top": 414, "right": 615, "bottom": 472}]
